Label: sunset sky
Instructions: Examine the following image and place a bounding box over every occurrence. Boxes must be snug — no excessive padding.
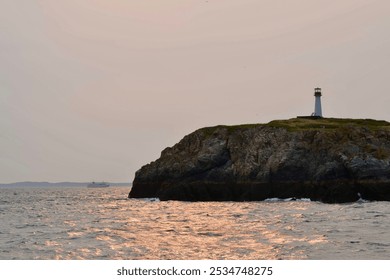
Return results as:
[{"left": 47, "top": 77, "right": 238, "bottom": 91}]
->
[{"left": 1, "top": 0, "right": 390, "bottom": 183}]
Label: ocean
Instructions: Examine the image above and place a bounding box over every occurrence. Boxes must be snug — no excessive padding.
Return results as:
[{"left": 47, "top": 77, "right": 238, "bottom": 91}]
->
[{"left": 0, "top": 186, "right": 389, "bottom": 260}]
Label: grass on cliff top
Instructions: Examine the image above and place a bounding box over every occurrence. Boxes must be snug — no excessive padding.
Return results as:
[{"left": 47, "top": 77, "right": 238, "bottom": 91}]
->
[
  {"left": 266, "top": 118, "right": 390, "bottom": 131},
  {"left": 198, "top": 124, "right": 260, "bottom": 136},
  {"left": 199, "top": 118, "right": 390, "bottom": 135}
]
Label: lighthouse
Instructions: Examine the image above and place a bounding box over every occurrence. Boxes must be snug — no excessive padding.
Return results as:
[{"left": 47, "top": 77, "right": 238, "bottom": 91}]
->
[{"left": 313, "top": 87, "right": 323, "bottom": 117}]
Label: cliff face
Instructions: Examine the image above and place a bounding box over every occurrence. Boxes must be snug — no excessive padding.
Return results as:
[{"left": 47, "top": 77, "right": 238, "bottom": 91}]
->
[{"left": 129, "top": 118, "right": 390, "bottom": 203}]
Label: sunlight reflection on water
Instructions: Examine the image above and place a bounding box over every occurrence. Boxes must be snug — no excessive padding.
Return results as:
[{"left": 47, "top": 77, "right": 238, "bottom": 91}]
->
[{"left": 0, "top": 187, "right": 389, "bottom": 259}]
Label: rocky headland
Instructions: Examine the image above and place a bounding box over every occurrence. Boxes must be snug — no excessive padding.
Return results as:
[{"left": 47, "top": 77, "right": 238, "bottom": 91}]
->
[{"left": 129, "top": 118, "right": 390, "bottom": 203}]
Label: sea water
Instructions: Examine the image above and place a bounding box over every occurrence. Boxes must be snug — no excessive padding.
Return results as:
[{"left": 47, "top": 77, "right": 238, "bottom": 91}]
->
[{"left": 0, "top": 186, "right": 389, "bottom": 260}]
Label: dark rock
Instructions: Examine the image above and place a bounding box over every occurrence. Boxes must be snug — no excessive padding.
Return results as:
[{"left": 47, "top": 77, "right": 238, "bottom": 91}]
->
[{"left": 129, "top": 118, "right": 390, "bottom": 203}]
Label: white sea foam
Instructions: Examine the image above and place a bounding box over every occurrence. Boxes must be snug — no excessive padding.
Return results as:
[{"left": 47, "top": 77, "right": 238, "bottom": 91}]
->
[
  {"left": 140, "top": 197, "right": 160, "bottom": 202},
  {"left": 264, "top": 197, "right": 311, "bottom": 202}
]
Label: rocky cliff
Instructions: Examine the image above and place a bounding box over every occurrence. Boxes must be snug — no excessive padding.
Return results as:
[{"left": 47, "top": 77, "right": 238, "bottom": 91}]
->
[{"left": 129, "top": 118, "right": 390, "bottom": 203}]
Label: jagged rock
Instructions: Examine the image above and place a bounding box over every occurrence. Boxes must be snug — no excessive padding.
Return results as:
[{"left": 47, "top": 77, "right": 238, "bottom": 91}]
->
[{"left": 129, "top": 118, "right": 390, "bottom": 203}]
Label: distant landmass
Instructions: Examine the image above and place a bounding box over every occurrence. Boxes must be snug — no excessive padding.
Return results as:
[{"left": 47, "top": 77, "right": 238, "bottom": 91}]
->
[
  {"left": 0, "top": 182, "right": 131, "bottom": 188},
  {"left": 129, "top": 118, "right": 390, "bottom": 203}
]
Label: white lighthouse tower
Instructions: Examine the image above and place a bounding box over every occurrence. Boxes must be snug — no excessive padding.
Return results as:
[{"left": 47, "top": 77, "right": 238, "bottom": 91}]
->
[{"left": 313, "top": 87, "right": 323, "bottom": 117}]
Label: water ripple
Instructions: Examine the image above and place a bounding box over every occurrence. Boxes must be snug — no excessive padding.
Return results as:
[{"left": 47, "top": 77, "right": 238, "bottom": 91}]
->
[{"left": 0, "top": 187, "right": 389, "bottom": 259}]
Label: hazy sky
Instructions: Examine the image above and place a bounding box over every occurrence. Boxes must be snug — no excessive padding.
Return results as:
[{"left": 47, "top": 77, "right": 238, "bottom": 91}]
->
[{"left": 1, "top": 0, "right": 390, "bottom": 183}]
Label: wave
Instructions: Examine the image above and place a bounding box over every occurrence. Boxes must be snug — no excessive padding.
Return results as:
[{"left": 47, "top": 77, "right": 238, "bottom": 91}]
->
[{"left": 264, "top": 197, "right": 312, "bottom": 202}]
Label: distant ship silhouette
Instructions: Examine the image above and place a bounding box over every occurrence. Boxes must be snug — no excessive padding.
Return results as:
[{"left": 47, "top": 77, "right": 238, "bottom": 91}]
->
[{"left": 87, "top": 182, "right": 110, "bottom": 188}]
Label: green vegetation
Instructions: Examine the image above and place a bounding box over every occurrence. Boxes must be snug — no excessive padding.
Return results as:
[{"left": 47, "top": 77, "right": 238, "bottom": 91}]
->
[
  {"left": 198, "top": 118, "right": 390, "bottom": 136},
  {"left": 198, "top": 124, "right": 261, "bottom": 137},
  {"left": 265, "top": 118, "right": 390, "bottom": 131}
]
